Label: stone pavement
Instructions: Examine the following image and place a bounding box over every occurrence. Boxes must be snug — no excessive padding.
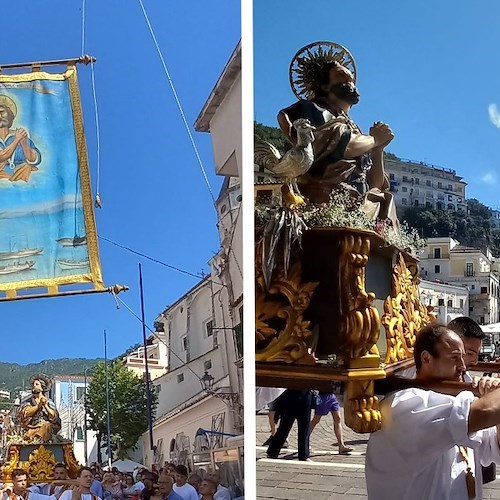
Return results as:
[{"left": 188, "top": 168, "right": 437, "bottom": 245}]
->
[{"left": 255, "top": 408, "right": 500, "bottom": 499}]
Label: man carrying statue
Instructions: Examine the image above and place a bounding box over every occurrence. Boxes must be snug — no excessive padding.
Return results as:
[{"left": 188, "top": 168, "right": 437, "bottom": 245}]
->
[
  {"left": 278, "top": 42, "right": 399, "bottom": 228},
  {"left": 18, "top": 374, "right": 61, "bottom": 442}
]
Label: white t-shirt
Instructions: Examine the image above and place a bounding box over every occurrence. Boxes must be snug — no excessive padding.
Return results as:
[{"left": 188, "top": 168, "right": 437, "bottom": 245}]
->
[
  {"left": 5, "top": 493, "right": 56, "bottom": 500},
  {"left": 214, "top": 484, "right": 232, "bottom": 500},
  {"left": 59, "top": 491, "right": 101, "bottom": 500},
  {"left": 366, "top": 388, "right": 500, "bottom": 499},
  {"left": 172, "top": 483, "right": 198, "bottom": 500},
  {"left": 133, "top": 482, "right": 145, "bottom": 492},
  {"left": 30, "top": 484, "right": 67, "bottom": 496}
]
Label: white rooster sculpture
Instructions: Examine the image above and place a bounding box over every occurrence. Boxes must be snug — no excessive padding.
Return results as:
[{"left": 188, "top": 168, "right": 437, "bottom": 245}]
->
[{"left": 254, "top": 118, "right": 315, "bottom": 208}]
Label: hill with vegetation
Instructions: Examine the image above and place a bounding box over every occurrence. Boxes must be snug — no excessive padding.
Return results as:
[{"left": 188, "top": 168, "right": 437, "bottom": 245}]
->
[{"left": 0, "top": 358, "right": 101, "bottom": 396}]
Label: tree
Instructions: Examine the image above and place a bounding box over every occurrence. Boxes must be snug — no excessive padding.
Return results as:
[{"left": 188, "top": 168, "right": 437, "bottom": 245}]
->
[{"left": 86, "top": 361, "right": 158, "bottom": 461}]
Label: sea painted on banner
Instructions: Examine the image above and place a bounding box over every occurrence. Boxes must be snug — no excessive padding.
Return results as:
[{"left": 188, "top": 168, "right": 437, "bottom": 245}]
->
[{"left": 0, "top": 75, "right": 90, "bottom": 286}]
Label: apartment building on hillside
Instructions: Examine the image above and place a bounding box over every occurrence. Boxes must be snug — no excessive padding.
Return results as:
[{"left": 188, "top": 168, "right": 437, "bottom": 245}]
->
[{"left": 384, "top": 156, "right": 467, "bottom": 212}]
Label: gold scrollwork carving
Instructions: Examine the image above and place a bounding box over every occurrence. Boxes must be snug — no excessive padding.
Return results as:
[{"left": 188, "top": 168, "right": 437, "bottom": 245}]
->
[
  {"left": 62, "top": 444, "right": 81, "bottom": 479},
  {"left": 256, "top": 261, "right": 318, "bottom": 364},
  {"left": 338, "top": 234, "right": 381, "bottom": 359},
  {"left": 382, "top": 253, "right": 436, "bottom": 364},
  {"left": 344, "top": 380, "right": 381, "bottom": 433},
  {"left": 3, "top": 445, "right": 20, "bottom": 481},
  {"left": 27, "top": 445, "right": 56, "bottom": 481}
]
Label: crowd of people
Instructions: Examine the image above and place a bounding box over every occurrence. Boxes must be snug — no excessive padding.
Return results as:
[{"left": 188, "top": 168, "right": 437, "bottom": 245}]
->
[{"left": 0, "top": 461, "right": 234, "bottom": 500}]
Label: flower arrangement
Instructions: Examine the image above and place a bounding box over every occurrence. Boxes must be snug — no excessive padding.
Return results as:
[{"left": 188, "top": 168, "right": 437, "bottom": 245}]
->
[{"left": 255, "top": 189, "right": 427, "bottom": 256}]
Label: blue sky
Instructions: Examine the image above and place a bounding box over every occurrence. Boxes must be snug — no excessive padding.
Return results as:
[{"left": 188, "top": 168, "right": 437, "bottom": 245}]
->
[
  {"left": 254, "top": 0, "right": 500, "bottom": 209},
  {"left": 0, "top": 1, "right": 240, "bottom": 366}
]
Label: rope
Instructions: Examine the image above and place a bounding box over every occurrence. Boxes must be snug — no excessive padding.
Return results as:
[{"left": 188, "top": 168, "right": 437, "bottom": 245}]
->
[
  {"left": 90, "top": 61, "right": 102, "bottom": 208},
  {"left": 137, "top": 0, "right": 216, "bottom": 206},
  {"left": 81, "top": 0, "right": 86, "bottom": 56}
]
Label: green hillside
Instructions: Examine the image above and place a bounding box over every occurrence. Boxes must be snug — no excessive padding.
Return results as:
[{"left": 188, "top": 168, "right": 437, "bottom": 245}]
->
[{"left": 0, "top": 358, "right": 101, "bottom": 396}]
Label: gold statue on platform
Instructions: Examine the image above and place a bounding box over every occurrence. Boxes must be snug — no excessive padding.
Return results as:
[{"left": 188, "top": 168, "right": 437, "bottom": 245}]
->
[{"left": 18, "top": 374, "right": 61, "bottom": 442}]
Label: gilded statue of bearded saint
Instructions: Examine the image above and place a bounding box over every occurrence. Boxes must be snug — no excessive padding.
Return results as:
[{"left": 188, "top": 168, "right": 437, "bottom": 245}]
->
[
  {"left": 18, "top": 375, "right": 61, "bottom": 442},
  {"left": 279, "top": 43, "right": 399, "bottom": 228}
]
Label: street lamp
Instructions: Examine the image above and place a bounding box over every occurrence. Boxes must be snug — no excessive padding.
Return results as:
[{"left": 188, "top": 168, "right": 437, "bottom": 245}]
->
[{"left": 200, "top": 371, "right": 239, "bottom": 405}]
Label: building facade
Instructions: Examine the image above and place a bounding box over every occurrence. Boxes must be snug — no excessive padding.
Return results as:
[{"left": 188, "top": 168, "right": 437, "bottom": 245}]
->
[
  {"left": 419, "top": 279, "right": 469, "bottom": 324},
  {"left": 385, "top": 156, "right": 467, "bottom": 212},
  {"left": 50, "top": 375, "right": 99, "bottom": 465},
  {"left": 123, "top": 332, "right": 168, "bottom": 381},
  {"left": 140, "top": 43, "right": 243, "bottom": 480},
  {"left": 419, "top": 237, "right": 500, "bottom": 324}
]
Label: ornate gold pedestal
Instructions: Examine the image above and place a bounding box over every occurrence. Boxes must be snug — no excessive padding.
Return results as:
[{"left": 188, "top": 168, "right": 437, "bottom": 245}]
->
[
  {"left": 256, "top": 226, "right": 434, "bottom": 433},
  {"left": 3, "top": 442, "right": 81, "bottom": 481}
]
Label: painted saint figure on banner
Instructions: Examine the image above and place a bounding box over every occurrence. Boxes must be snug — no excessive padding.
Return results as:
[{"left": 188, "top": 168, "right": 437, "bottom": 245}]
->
[{"left": 0, "top": 94, "right": 41, "bottom": 183}]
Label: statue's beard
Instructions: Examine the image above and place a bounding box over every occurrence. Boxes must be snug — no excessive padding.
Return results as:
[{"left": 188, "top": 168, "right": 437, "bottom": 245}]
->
[
  {"left": 33, "top": 388, "right": 42, "bottom": 395},
  {"left": 330, "top": 83, "right": 360, "bottom": 105}
]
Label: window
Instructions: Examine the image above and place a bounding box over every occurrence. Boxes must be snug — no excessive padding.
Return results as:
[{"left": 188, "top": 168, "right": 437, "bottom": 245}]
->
[
  {"left": 414, "top": 200, "right": 419, "bottom": 207},
  {"left": 402, "top": 187, "right": 407, "bottom": 192},
  {"left": 438, "top": 299, "right": 445, "bottom": 306},
  {"left": 414, "top": 178, "right": 420, "bottom": 185},
  {"left": 204, "top": 360, "right": 212, "bottom": 371},
  {"left": 447, "top": 300, "right": 453, "bottom": 307},
  {"left": 389, "top": 173, "right": 395, "bottom": 180},
  {"left": 460, "top": 299, "right": 464, "bottom": 307},
  {"left": 426, "top": 180, "right": 431, "bottom": 187},
  {"left": 256, "top": 190, "right": 272, "bottom": 202},
  {"left": 76, "top": 426, "right": 84, "bottom": 441},
  {"left": 76, "top": 386, "right": 85, "bottom": 402},
  {"left": 426, "top": 202, "right": 432, "bottom": 208},
  {"left": 448, "top": 184, "right": 453, "bottom": 191},
  {"left": 448, "top": 195, "right": 453, "bottom": 201},
  {"left": 402, "top": 198, "right": 407, "bottom": 205},
  {"left": 458, "top": 186, "right": 463, "bottom": 192},
  {"left": 181, "top": 336, "right": 188, "bottom": 351},
  {"left": 469, "top": 306, "right": 474, "bottom": 312},
  {"left": 403, "top": 175, "right": 409, "bottom": 182},
  {"left": 480, "top": 316, "right": 485, "bottom": 325},
  {"left": 177, "top": 373, "right": 184, "bottom": 383},
  {"left": 471, "top": 284, "right": 475, "bottom": 290},
  {"left": 434, "top": 248, "right": 441, "bottom": 259},
  {"left": 435, "top": 265, "right": 440, "bottom": 273},
  {"left": 438, "top": 181, "right": 443, "bottom": 188},
  {"left": 466, "top": 263, "right": 474, "bottom": 277},
  {"left": 481, "top": 286, "right": 488, "bottom": 294},
  {"left": 206, "top": 320, "right": 214, "bottom": 338}
]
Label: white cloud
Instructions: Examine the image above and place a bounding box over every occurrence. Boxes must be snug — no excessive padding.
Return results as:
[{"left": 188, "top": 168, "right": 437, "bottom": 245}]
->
[
  {"left": 481, "top": 173, "right": 496, "bottom": 185},
  {"left": 488, "top": 103, "right": 500, "bottom": 128}
]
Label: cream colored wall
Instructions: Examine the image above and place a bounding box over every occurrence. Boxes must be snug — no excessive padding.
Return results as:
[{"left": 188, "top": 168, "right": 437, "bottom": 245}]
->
[
  {"left": 450, "top": 259, "right": 465, "bottom": 276},
  {"left": 210, "top": 75, "right": 241, "bottom": 178}
]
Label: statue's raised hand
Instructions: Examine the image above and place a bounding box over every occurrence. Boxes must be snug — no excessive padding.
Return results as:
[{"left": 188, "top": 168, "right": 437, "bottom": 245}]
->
[{"left": 369, "top": 122, "right": 394, "bottom": 148}]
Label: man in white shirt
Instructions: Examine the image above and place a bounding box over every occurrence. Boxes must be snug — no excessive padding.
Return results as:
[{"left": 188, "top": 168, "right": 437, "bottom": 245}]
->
[
  {"left": 2, "top": 468, "right": 55, "bottom": 500},
  {"left": 366, "top": 323, "right": 500, "bottom": 499},
  {"left": 207, "top": 471, "right": 231, "bottom": 500},
  {"left": 171, "top": 466, "right": 198, "bottom": 500},
  {"left": 30, "top": 463, "right": 73, "bottom": 497},
  {"left": 59, "top": 467, "right": 101, "bottom": 500}
]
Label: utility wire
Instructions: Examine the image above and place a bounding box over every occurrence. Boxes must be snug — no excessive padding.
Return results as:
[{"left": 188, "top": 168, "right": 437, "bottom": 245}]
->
[
  {"left": 137, "top": 0, "right": 216, "bottom": 207},
  {"left": 98, "top": 235, "right": 227, "bottom": 288},
  {"left": 115, "top": 294, "right": 205, "bottom": 383}
]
